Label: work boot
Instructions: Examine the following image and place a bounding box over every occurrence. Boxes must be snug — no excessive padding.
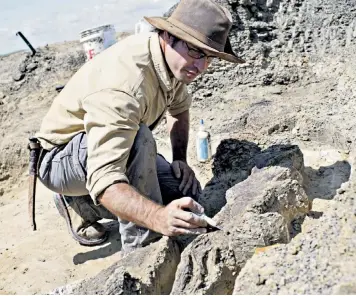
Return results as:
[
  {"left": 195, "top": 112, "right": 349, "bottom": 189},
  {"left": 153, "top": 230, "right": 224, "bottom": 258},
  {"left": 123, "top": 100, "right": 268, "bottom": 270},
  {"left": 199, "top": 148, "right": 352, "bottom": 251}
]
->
[{"left": 53, "top": 193, "right": 108, "bottom": 246}]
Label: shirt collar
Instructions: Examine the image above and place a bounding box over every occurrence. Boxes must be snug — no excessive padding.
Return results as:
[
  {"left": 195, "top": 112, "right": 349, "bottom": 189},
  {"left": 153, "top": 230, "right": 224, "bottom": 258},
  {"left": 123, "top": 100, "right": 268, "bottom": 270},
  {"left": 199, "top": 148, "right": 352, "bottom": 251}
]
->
[{"left": 149, "top": 33, "right": 175, "bottom": 92}]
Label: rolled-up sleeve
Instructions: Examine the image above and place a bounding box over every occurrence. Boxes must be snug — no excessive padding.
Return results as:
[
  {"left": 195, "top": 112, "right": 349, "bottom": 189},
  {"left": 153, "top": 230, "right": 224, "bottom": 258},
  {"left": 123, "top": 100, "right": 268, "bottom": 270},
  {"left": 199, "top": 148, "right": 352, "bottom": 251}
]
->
[
  {"left": 82, "top": 89, "right": 144, "bottom": 203},
  {"left": 168, "top": 83, "right": 192, "bottom": 116}
]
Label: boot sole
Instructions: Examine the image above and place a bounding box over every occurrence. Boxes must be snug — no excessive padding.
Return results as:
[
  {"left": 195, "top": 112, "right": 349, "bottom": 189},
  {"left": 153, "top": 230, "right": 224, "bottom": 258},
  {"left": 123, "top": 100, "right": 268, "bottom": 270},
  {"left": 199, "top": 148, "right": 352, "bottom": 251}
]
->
[{"left": 53, "top": 194, "right": 108, "bottom": 246}]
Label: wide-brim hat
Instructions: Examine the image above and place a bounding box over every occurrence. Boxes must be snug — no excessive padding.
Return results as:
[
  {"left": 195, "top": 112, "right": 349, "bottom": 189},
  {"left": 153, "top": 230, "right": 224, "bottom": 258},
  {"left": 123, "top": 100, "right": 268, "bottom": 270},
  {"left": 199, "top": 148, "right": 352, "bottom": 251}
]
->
[{"left": 144, "top": 0, "right": 245, "bottom": 64}]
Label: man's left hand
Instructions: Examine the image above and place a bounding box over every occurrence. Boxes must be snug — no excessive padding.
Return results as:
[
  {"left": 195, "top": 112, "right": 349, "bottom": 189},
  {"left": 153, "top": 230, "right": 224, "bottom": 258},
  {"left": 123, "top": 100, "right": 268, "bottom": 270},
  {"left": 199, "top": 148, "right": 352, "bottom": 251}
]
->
[{"left": 171, "top": 160, "right": 202, "bottom": 196}]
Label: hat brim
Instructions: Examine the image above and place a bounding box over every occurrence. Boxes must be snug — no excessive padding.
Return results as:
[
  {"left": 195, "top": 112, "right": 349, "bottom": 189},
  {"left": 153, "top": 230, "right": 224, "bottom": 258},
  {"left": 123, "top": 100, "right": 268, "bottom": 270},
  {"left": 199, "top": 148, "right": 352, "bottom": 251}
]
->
[{"left": 144, "top": 16, "right": 245, "bottom": 64}]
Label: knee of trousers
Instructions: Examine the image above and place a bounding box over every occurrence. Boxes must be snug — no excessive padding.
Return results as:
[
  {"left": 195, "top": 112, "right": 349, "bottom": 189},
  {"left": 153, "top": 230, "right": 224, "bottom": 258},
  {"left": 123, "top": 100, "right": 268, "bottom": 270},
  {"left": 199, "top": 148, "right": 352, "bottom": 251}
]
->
[{"left": 132, "top": 124, "right": 156, "bottom": 152}]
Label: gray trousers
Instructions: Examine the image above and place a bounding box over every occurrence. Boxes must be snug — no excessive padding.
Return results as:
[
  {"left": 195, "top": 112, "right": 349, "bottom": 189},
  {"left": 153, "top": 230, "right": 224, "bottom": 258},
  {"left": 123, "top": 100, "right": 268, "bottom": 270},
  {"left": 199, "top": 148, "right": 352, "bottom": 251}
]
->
[{"left": 38, "top": 124, "right": 196, "bottom": 251}]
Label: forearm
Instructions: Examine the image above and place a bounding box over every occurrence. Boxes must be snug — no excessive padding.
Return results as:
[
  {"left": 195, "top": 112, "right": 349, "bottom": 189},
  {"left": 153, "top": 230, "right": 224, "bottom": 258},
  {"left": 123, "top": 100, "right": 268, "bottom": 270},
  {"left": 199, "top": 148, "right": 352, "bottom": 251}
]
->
[
  {"left": 167, "top": 110, "right": 190, "bottom": 162},
  {"left": 98, "top": 183, "right": 164, "bottom": 232},
  {"left": 98, "top": 181, "right": 207, "bottom": 237}
]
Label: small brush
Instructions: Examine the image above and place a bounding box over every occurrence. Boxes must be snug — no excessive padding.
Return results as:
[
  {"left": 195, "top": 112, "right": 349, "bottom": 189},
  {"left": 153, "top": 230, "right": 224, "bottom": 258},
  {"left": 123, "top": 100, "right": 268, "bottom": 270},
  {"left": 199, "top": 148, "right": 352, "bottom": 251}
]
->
[{"left": 198, "top": 213, "right": 223, "bottom": 231}]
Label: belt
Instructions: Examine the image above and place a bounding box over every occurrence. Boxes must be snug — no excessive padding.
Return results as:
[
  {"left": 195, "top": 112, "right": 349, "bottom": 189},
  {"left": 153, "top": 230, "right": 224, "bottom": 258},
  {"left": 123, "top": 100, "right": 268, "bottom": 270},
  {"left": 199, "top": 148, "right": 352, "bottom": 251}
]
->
[{"left": 27, "top": 137, "right": 42, "bottom": 231}]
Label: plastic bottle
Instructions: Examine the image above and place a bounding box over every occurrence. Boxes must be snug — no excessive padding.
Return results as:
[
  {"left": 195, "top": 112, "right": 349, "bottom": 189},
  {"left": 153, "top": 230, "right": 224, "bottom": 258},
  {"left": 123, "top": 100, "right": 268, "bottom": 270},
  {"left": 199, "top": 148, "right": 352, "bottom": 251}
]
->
[{"left": 196, "top": 119, "right": 211, "bottom": 162}]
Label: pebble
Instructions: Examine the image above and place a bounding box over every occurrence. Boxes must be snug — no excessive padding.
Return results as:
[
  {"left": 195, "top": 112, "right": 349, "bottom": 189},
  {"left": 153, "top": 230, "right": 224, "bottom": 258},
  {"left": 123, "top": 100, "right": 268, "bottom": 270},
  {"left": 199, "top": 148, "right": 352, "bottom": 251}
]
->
[
  {"left": 18, "top": 63, "right": 27, "bottom": 73},
  {"left": 337, "top": 188, "right": 346, "bottom": 195},
  {"left": 290, "top": 246, "right": 299, "bottom": 255},
  {"left": 268, "top": 124, "right": 280, "bottom": 135},
  {"left": 271, "top": 89, "right": 283, "bottom": 94},
  {"left": 26, "top": 63, "right": 38, "bottom": 72},
  {"left": 256, "top": 274, "right": 267, "bottom": 285},
  {"left": 12, "top": 72, "right": 25, "bottom": 82}
]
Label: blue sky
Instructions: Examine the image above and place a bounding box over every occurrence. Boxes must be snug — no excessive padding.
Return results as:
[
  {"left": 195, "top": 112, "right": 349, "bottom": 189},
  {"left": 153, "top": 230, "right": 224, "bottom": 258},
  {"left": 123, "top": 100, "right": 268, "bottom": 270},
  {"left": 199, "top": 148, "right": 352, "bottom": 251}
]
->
[{"left": 0, "top": 0, "right": 178, "bottom": 54}]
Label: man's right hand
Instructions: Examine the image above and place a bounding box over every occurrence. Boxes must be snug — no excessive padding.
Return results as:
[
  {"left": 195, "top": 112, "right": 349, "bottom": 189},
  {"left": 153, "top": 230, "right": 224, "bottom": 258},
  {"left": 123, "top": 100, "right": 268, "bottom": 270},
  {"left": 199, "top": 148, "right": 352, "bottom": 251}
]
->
[{"left": 153, "top": 197, "right": 208, "bottom": 236}]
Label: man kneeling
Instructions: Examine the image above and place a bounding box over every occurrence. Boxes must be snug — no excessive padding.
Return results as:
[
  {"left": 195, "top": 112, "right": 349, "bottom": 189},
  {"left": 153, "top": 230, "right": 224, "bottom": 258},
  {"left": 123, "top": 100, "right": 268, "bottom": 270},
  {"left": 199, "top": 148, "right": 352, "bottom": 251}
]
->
[{"left": 35, "top": 0, "right": 244, "bottom": 252}]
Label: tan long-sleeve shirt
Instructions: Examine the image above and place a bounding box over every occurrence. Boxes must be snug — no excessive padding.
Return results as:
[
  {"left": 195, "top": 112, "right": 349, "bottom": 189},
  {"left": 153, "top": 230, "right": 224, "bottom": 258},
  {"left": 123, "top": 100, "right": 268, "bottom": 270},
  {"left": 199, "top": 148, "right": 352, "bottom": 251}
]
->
[{"left": 36, "top": 32, "right": 191, "bottom": 201}]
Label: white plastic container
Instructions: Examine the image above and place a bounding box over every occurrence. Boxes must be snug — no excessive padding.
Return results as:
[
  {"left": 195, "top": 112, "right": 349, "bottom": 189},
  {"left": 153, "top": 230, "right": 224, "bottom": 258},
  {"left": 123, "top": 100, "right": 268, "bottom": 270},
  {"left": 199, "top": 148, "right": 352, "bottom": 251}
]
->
[
  {"left": 196, "top": 119, "right": 212, "bottom": 162},
  {"left": 135, "top": 19, "right": 153, "bottom": 35},
  {"left": 80, "top": 24, "right": 116, "bottom": 61}
]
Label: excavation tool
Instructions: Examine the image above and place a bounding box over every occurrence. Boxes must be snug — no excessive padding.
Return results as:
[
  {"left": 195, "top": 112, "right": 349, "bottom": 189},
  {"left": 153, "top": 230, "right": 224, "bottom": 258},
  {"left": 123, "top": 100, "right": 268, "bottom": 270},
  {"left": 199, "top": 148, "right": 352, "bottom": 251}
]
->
[
  {"left": 199, "top": 213, "right": 223, "bottom": 232},
  {"left": 28, "top": 137, "right": 41, "bottom": 230},
  {"left": 16, "top": 31, "right": 36, "bottom": 56}
]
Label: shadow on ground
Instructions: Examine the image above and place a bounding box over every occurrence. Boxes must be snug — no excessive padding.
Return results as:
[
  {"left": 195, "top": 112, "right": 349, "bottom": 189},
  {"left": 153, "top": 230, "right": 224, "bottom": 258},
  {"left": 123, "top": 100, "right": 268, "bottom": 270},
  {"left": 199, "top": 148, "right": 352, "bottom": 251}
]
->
[
  {"left": 304, "top": 161, "right": 351, "bottom": 200},
  {"left": 199, "top": 139, "right": 351, "bottom": 217},
  {"left": 73, "top": 221, "right": 121, "bottom": 265}
]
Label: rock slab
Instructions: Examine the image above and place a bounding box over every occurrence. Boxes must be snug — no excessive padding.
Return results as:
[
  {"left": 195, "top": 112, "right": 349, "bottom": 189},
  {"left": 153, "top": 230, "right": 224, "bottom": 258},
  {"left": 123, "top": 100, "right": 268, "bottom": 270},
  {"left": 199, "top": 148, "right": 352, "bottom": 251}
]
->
[
  {"left": 52, "top": 237, "right": 180, "bottom": 295},
  {"left": 233, "top": 199, "right": 356, "bottom": 294},
  {"left": 171, "top": 145, "right": 311, "bottom": 295}
]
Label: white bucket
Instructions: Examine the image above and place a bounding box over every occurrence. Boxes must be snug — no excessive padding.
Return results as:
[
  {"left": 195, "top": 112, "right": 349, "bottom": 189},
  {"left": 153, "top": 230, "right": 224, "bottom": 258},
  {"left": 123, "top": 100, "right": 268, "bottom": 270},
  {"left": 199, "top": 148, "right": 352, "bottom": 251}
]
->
[
  {"left": 135, "top": 19, "right": 153, "bottom": 35},
  {"left": 80, "top": 24, "right": 116, "bottom": 61}
]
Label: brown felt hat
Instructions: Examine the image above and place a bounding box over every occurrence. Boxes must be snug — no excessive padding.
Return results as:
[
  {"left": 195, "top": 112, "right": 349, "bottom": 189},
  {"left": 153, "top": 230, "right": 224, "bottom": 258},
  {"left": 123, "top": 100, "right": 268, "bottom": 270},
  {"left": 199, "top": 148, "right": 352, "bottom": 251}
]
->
[{"left": 144, "top": 0, "right": 245, "bottom": 64}]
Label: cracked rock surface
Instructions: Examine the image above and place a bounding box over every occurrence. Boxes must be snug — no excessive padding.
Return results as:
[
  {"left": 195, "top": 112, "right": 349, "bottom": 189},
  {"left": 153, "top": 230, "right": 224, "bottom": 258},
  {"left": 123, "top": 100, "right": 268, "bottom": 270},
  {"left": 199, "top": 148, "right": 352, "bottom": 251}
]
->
[
  {"left": 51, "top": 237, "right": 180, "bottom": 295},
  {"left": 233, "top": 197, "right": 356, "bottom": 295},
  {"left": 171, "top": 145, "right": 310, "bottom": 295}
]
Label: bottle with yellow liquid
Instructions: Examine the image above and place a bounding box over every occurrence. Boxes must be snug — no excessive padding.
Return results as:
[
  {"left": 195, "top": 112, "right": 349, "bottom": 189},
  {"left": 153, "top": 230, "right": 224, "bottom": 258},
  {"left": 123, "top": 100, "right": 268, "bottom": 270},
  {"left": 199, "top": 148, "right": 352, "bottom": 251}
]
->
[{"left": 196, "top": 119, "right": 211, "bottom": 162}]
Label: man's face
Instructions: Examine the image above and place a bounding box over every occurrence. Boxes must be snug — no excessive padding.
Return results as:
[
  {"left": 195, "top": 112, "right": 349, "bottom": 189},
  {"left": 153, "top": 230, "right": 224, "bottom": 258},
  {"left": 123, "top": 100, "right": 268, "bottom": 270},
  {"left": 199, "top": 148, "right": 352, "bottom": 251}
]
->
[{"left": 163, "top": 33, "right": 215, "bottom": 84}]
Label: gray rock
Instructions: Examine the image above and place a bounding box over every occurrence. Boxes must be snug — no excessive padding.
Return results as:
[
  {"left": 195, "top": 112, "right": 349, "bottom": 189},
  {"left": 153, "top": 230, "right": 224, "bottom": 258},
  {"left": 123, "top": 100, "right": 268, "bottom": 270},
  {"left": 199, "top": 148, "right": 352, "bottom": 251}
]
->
[
  {"left": 233, "top": 200, "right": 356, "bottom": 294},
  {"left": 198, "top": 139, "right": 261, "bottom": 217},
  {"left": 51, "top": 237, "right": 180, "bottom": 295},
  {"left": 26, "top": 62, "right": 38, "bottom": 72},
  {"left": 267, "top": 124, "right": 280, "bottom": 135},
  {"left": 18, "top": 62, "right": 27, "bottom": 73},
  {"left": 253, "top": 145, "right": 305, "bottom": 175},
  {"left": 216, "top": 166, "right": 310, "bottom": 231},
  {"left": 171, "top": 213, "right": 289, "bottom": 295},
  {"left": 337, "top": 187, "right": 346, "bottom": 194},
  {"left": 12, "top": 72, "right": 25, "bottom": 82},
  {"left": 171, "top": 146, "right": 310, "bottom": 295}
]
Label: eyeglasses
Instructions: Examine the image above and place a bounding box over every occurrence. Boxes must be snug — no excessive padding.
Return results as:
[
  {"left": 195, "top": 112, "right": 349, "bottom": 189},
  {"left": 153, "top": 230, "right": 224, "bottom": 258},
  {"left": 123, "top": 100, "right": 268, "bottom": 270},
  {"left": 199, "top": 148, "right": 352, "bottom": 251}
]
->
[{"left": 184, "top": 41, "right": 217, "bottom": 62}]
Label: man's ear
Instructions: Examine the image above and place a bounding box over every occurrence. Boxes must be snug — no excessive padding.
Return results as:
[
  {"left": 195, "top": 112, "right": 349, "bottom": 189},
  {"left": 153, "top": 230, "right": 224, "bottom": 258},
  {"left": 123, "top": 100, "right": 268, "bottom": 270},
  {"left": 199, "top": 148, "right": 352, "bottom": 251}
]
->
[
  {"left": 163, "top": 31, "right": 175, "bottom": 46},
  {"left": 163, "top": 31, "right": 170, "bottom": 42}
]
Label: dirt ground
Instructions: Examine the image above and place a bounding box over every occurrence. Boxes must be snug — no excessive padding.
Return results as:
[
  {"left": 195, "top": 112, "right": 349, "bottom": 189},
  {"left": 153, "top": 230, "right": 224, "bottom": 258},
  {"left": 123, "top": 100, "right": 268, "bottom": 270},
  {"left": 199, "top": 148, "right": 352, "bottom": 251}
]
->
[
  {"left": 0, "top": 139, "right": 176, "bottom": 295},
  {"left": 0, "top": 182, "right": 123, "bottom": 294}
]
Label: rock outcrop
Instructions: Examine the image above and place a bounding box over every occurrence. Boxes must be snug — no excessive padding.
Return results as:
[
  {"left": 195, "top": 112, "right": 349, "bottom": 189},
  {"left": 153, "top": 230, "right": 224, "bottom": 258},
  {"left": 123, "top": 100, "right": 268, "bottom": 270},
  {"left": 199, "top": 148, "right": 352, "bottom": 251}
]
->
[
  {"left": 171, "top": 145, "right": 310, "bottom": 294},
  {"left": 233, "top": 154, "right": 356, "bottom": 295},
  {"left": 198, "top": 139, "right": 261, "bottom": 217},
  {"left": 190, "top": 0, "right": 356, "bottom": 101},
  {"left": 51, "top": 237, "right": 180, "bottom": 295},
  {"left": 233, "top": 198, "right": 356, "bottom": 294}
]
